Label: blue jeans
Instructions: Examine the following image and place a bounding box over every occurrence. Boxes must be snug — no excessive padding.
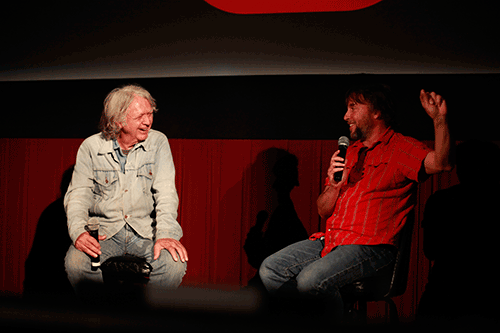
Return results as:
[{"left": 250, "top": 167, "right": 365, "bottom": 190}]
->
[
  {"left": 65, "top": 224, "right": 187, "bottom": 296},
  {"left": 259, "top": 239, "right": 395, "bottom": 318}
]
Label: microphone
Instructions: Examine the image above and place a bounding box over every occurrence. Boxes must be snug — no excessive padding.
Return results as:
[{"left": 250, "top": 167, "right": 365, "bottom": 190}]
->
[
  {"left": 86, "top": 217, "right": 100, "bottom": 271},
  {"left": 334, "top": 136, "right": 350, "bottom": 182}
]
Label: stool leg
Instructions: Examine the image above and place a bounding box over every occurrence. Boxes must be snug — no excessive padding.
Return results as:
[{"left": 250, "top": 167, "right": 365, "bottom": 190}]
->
[
  {"left": 358, "top": 300, "right": 368, "bottom": 324},
  {"left": 344, "top": 300, "right": 368, "bottom": 325},
  {"left": 386, "top": 298, "right": 399, "bottom": 324}
]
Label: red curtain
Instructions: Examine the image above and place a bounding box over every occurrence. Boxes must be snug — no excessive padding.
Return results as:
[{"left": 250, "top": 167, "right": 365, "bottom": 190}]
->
[{"left": 0, "top": 138, "right": 459, "bottom": 322}]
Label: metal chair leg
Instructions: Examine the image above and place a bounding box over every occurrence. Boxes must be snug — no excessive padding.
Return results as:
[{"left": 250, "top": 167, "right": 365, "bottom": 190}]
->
[
  {"left": 358, "top": 300, "right": 368, "bottom": 324},
  {"left": 386, "top": 298, "right": 399, "bottom": 324}
]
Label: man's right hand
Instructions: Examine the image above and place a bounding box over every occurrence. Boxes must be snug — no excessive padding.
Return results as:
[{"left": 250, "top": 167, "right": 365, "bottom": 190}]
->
[
  {"left": 327, "top": 149, "right": 347, "bottom": 187},
  {"left": 75, "top": 232, "right": 106, "bottom": 258},
  {"left": 317, "top": 150, "right": 347, "bottom": 218}
]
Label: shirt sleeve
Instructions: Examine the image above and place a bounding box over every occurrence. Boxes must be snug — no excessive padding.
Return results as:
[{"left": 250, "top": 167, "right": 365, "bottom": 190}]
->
[
  {"left": 152, "top": 135, "right": 183, "bottom": 241},
  {"left": 396, "top": 136, "right": 431, "bottom": 183},
  {"left": 64, "top": 139, "right": 95, "bottom": 244}
]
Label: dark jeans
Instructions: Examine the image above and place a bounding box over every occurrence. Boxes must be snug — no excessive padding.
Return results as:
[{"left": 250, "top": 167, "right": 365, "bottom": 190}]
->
[{"left": 259, "top": 239, "right": 395, "bottom": 319}]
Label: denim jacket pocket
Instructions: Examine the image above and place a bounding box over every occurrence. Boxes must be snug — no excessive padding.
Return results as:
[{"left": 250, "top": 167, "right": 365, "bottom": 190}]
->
[
  {"left": 92, "top": 170, "right": 119, "bottom": 201},
  {"left": 137, "top": 163, "right": 154, "bottom": 194}
]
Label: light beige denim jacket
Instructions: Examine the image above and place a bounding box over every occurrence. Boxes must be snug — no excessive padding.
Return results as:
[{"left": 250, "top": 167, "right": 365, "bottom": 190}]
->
[{"left": 64, "top": 129, "right": 182, "bottom": 244}]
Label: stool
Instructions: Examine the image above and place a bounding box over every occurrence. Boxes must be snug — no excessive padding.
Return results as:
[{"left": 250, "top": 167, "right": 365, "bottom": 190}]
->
[{"left": 340, "top": 213, "right": 415, "bottom": 324}]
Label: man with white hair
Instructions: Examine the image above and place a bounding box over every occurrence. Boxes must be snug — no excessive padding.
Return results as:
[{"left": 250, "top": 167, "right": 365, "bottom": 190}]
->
[{"left": 64, "top": 84, "right": 187, "bottom": 297}]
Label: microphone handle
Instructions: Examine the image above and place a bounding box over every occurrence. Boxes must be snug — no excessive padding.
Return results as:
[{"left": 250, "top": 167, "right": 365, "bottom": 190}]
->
[
  {"left": 88, "top": 229, "right": 101, "bottom": 270},
  {"left": 334, "top": 145, "right": 348, "bottom": 182}
]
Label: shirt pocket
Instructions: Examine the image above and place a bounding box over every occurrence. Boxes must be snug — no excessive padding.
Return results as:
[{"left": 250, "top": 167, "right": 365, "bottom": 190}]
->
[
  {"left": 364, "top": 161, "right": 400, "bottom": 189},
  {"left": 92, "top": 170, "right": 119, "bottom": 201},
  {"left": 364, "top": 161, "right": 389, "bottom": 173},
  {"left": 137, "top": 163, "right": 154, "bottom": 194}
]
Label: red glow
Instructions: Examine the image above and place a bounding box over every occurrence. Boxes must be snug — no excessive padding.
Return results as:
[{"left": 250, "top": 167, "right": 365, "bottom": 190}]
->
[{"left": 204, "top": 0, "right": 383, "bottom": 14}]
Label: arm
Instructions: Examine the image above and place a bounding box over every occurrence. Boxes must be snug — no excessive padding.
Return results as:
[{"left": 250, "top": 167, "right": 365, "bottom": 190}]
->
[
  {"left": 317, "top": 185, "right": 341, "bottom": 219},
  {"left": 64, "top": 138, "right": 107, "bottom": 257},
  {"left": 151, "top": 135, "right": 188, "bottom": 262},
  {"left": 420, "top": 90, "right": 455, "bottom": 175},
  {"left": 65, "top": 142, "right": 94, "bottom": 244},
  {"left": 317, "top": 149, "right": 346, "bottom": 219}
]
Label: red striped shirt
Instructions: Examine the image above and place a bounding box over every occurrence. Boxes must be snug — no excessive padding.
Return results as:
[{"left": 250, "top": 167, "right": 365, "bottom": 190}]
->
[{"left": 310, "top": 128, "right": 430, "bottom": 257}]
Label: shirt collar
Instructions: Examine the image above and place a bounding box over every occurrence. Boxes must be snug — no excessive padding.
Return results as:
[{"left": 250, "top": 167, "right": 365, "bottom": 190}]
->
[
  {"left": 112, "top": 139, "right": 125, "bottom": 157},
  {"left": 376, "top": 127, "right": 395, "bottom": 146},
  {"left": 98, "top": 136, "right": 114, "bottom": 155},
  {"left": 98, "top": 133, "right": 151, "bottom": 155},
  {"left": 351, "top": 127, "right": 395, "bottom": 151}
]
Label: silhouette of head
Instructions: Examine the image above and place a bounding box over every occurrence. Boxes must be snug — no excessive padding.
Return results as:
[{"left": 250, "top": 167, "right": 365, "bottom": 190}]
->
[{"left": 272, "top": 153, "right": 299, "bottom": 193}]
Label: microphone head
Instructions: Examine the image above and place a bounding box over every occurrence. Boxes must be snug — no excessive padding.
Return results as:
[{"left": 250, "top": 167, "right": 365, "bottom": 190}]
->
[
  {"left": 338, "top": 136, "right": 350, "bottom": 148},
  {"left": 87, "top": 217, "right": 99, "bottom": 231}
]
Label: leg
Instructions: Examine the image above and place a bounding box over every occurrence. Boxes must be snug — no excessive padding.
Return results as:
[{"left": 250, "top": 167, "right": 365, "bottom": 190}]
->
[
  {"left": 295, "top": 245, "right": 395, "bottom": 319},
  {"left": 64, "top": 227, "right": 126, "bottom": 297},
  {"left": 65, "top": 244, "right": 103, "bottom": 292},
  {"left": 124, "top": 225, "right": 187, "bottom": 290},
  {"left": 147, "top": 248, "right": 187, "bottom": 289},
  {"left": 259, "top": 239, "right": 324, "bottom": 293}
]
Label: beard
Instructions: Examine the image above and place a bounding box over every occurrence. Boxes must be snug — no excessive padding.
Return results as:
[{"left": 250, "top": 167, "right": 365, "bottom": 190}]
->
[{"left": 350, "top": 126, "right": 366, "bottom": 142}]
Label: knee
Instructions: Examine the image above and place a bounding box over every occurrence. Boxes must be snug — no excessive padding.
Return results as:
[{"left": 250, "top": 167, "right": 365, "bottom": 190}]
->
[
  {"left": 65, "top": 245, "right": 88, "bottom": 274},
  {"left": 258, "top": 255, "right": 275, "bottom": 282},
  {"left": 65, "top": 245, "right": 104, "bottom": 292},
  {"left": 295, "top": 269, "right": 342, "bottom": 297},
  {"left": 169, "top": 256, "right": 188, "bottom": 278},
  {"left": 295, "top": 272, "right": 313, "bottom": 293},
  {"left": 154, "top": 250, "right": 187, "bottom": 280},
  {"left": 295, "top": 268, "right": 325, "bottom": 294},
  {"left": 163, "top": 250, "right": 187, "bottom": 268}
]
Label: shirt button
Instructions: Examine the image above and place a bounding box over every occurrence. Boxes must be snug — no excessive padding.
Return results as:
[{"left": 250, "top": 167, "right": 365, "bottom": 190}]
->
[{"left": 124, "top": 215, "right": 128, "bottom": 219}]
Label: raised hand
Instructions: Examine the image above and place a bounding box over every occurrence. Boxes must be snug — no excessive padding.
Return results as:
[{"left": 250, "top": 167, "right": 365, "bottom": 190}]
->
[{"left": 420, "top": 89, "right": 447, "bottom": 121}]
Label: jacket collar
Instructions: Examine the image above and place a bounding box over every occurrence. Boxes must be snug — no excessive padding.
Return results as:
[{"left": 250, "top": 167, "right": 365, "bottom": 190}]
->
[{"left": 98, "top": 132, "right": 152, "bottom": 155}]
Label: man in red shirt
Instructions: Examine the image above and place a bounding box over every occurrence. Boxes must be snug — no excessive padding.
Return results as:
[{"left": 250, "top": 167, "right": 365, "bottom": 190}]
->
[{"left": 259, "top": 84, "right": 453, "bottom": 319}]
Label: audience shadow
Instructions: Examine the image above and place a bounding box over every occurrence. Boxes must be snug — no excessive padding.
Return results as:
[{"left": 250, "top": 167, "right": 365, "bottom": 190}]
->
[
  {"left": 417, "top": 140, "right": 500, "bottom": 322},
  {"left": 244, "top": 149, "right": 308, "bottom": 291},
  {"left": 23, "top": 165, "right": 75, "bottom": 305}
]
